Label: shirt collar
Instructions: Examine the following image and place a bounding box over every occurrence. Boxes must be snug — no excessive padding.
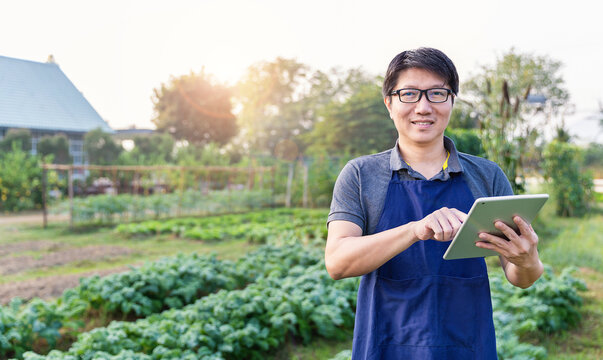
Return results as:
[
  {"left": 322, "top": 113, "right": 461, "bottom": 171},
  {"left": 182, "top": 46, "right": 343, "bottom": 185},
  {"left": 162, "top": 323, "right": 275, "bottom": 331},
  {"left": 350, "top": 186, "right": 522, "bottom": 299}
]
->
[{"left": 389, "top": 136, "right": 464, "bottom": 174}]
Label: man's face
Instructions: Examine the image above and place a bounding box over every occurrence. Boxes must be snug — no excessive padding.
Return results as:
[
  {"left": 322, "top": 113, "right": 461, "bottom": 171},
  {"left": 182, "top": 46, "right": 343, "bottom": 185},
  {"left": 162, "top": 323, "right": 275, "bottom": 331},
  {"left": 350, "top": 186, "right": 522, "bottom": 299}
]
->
[{"left": 384, "top": 67, "right": 453, "bottom": 147}]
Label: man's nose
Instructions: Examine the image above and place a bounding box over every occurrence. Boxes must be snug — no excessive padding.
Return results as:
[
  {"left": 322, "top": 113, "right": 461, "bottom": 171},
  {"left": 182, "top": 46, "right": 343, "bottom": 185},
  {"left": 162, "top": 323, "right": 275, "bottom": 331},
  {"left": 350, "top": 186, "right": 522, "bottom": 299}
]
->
[{"left": 414, "top": 94, "right": 433, "bottom": 114}]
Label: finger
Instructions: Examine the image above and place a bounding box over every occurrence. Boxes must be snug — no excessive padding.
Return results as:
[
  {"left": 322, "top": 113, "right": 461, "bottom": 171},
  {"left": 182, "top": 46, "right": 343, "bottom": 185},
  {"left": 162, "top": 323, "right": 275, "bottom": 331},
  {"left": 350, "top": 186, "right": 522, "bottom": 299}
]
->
[
  {"left": 432, "top": 211, "right": 453, "bottom": 241},
  {"left": 443, "top": 209, "right": 464, "bottom": 238},
  {"left": 451, "top": 208, "right": 468, "bottom": 223},
  {"left": 494, "top": 221, "right": 521, "bottom": 242},
  {"left": 513, "top": 216, "right": 533, "bottom": 237},
  {"left": 419, "top": 222, "right": 435, "bottom": 240},
  {"left": 477, "top": 232, "right": 509, "bottom": 256},
  {"left": 474, "top": 238, "right": 500, "bottom": 252}
]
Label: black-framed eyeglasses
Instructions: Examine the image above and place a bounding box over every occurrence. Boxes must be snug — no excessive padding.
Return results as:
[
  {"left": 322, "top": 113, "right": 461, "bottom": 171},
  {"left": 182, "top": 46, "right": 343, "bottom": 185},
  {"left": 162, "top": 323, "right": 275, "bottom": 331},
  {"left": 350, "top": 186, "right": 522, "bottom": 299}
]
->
[{"left": 390, "top": 88, "right": 454, "bottom": 103}]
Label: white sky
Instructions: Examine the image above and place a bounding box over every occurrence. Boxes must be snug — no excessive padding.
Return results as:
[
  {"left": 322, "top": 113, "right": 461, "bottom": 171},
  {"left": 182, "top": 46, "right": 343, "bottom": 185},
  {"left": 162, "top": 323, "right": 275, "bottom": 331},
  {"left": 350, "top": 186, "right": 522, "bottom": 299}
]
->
[{"left": 1, "top": 0, "right": 601, "bottom": 143}]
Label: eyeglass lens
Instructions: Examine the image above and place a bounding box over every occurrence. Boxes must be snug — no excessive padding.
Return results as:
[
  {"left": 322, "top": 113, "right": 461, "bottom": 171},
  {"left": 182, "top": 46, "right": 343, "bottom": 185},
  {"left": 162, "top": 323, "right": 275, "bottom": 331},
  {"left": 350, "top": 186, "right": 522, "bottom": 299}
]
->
[{"left": 397, "top": 88, "right": 450, "bottom": 103}]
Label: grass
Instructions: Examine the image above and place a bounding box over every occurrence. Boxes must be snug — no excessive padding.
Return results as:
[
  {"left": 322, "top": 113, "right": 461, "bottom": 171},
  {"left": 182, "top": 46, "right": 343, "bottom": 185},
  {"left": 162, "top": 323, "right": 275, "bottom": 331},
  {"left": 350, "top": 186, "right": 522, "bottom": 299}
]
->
[
  {"left": 268, "top": 332, "right": 353, "bottom": 360},
  {"left": 518, "top": 198, "right": 603, "bottom": 359}
]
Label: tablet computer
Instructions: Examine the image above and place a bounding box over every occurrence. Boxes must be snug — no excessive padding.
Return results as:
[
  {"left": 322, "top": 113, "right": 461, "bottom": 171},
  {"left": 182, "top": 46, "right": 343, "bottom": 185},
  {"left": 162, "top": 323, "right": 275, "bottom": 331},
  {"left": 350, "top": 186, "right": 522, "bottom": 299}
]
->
[{"left": 443, "top": 194, "right": 549, "bottom": 260}]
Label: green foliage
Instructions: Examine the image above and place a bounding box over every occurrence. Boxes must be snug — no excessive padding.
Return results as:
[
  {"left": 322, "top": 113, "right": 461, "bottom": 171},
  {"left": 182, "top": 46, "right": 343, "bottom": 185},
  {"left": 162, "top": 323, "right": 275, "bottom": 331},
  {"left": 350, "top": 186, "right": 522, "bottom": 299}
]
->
[
  {"left": 444, "top": 128, "right": 484, "bottom": 156},
  {"left": 116, "top": 208, "right": 328, "bottom": 244},
  {"left": 0, "top": 128, "right": 32, "bottom": 152},
  {"left": 55, "top": 189, "right": 274, "bottom": 225},
  {"left": 23, "top": 254, "right": 358, "bottom": 360},
  {"left": 2, "top": 228, "right": 327, "bottom": 359},
  {"left": 84, "top": 128, "right": 123, "bottom": 165},
  {"left": 463, "top": 49, "right": 570, "bottom": 193},
  {"left": 36, "top": 134, "right": 72, "bottom": 164},
  {"left": 2, "top": 208, "right": 590, "bottom": 360},
  {"left": 303, "top": 82, "right": 396, "bottom": 157},
  {"left": 173, "top": 142, "right": 231, "bottom": 166},
  {"left": 490, "top": 266, "right": 586, "bottom": 359},
  {"left": 329, "top": 350, "right": 352, "bottom": 360},
  {"left": 583, "top": 142, "right": 603, "bottom": 167},
  {"left": 236, "top": 58, "right": 313, "bottom": 154},
  {"left": 0, "top": 142, "right": 42, "bottom": 212},
  {"left": 152, "top": 70, "right": 237, "bottom": 146},
  {"left": 543, "top": 140, "right": 594, "bottom": 217},
  {"left": 449, "top": 100, "right": 479, "bottom": 129},
  {"left": 118, "top": 133, "right": 175, "bottom": 165}
]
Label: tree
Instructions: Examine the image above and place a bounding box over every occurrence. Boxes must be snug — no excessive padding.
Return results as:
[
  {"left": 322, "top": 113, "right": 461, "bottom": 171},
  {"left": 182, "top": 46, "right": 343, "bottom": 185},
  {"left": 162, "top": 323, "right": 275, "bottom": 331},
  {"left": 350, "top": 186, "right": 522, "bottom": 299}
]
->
[
  {"left": 152, "top": 70, "right": 237, "bottom": 146},
  {"left": 119, "top": 132, "right": 175, "bottom": 165},
  {"left": 84, "top": 128, "right": 122, "bottom": 165},
  {"left": 0, "top": 128, "right": 32, "bottom": 152},
  {"left": 0, "top": 142, "right": 42, "bottom": 211},
  {"left": 303, "top": 81, "right": 397, "bottom": 157},
  {"left": 463, "top": 49, "right": 570, "bottom": 193},
  {"left": 236, "top": 57, "right": 313, "bottom": 155},
  {"left": 449, "top": 100, "right": 479, "bottom": 129},
  {"left": 37, "top": 133, "right": 71, "bottom": 164}
]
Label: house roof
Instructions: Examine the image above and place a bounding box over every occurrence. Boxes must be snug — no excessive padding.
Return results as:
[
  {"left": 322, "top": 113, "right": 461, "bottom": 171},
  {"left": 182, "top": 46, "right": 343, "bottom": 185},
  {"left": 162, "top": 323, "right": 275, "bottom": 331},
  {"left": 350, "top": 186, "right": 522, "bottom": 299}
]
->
[{"left": 0, "top": 55, "right": 113, "bottom": 134}]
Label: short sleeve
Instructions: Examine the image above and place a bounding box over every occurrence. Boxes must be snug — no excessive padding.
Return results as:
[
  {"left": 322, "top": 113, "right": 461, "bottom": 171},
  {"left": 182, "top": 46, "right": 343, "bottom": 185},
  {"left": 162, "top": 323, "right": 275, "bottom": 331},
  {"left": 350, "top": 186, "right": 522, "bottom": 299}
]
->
[
  {"left": 493, "top": 166, "right": 514, "bottom": 196},
  {"left": 327, "top": 161, "right": 366, "bottom": 232}
]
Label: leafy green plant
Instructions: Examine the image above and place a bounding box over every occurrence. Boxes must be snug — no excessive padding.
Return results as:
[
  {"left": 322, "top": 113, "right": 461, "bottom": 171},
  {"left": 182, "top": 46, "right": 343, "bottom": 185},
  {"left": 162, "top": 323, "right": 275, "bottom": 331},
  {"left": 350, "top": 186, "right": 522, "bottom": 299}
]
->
[
  {"left": 490, "top": 265, "right": 587, "bottom": 359},
  {"left": 23, "top": 261, "right": 359, "bottom": 360},
  {"left": 60, "top": 189, "right": 275, "bottom": 225},
  {"left": 543, "top": 140, "right": 594, "bottom": 217}
]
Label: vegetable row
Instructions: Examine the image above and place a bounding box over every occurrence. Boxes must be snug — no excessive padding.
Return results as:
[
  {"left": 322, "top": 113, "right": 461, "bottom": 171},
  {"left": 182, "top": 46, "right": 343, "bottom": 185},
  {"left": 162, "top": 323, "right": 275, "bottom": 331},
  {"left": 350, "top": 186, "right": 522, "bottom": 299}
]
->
[
  {"left": 24, "top": 261, "right": 359, "bottom": 360},
  {"left": 0, "top": 244, "right": 322, "bottom": 359},
  {"left": 52, "top": 189, "right": 274, "bottom": 225},
  {"left": 115, "top": 208, "right": 328, "bottom": 243}
]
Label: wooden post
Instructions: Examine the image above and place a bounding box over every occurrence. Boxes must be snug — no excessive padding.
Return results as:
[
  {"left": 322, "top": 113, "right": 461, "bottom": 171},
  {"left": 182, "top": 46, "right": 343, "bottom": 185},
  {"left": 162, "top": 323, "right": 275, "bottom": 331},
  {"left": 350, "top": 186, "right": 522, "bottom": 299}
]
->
[
  {"left": 271, "top": 166, "right": 276, "bottom": 208},
  {"left": 42, "top": 166, "right": 48, "bottom": 228},
  {"left": 302, "top": 159, "right": 309, "bottom": 208},
  {"left": 205, "top": 171, "right": 210, "bottom": 196},
  {"left": 259, "top": 169, "right": 264, "bottom": 190},
  {"left": 227, "top": 171, "right": 232, "bottom": 212},
  {"left": 133, "top": 172, "right": 139, "bottom": 195},
  {"left": 247, "top": 168, "right": 254, "bottom": 190},
  {"left": 285, "top": 162, "right": 294, "bottom": 208},
  {"left": 112, "top": 169, "right": 118, "bottom": 195},
  {"left": 68, "top": 167, "right": 74, "bottom": 228},
  {"left": 178, "top": 167, "right": 185, "bottom": 216}
]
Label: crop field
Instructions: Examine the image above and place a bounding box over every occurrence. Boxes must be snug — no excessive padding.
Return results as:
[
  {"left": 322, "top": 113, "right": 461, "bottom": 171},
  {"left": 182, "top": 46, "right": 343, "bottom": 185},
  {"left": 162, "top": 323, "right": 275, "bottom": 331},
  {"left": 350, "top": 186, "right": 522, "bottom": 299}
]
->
[{"left": 0, "top": 203, "right": 601, "bottom": 360}]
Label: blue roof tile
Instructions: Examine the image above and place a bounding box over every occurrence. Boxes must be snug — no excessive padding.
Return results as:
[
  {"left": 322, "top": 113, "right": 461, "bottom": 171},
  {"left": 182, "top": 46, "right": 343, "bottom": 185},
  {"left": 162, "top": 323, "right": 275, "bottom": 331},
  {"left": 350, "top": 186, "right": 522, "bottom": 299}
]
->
[{"left": 0, "top": 55, "right": 113, "bottom": 133}]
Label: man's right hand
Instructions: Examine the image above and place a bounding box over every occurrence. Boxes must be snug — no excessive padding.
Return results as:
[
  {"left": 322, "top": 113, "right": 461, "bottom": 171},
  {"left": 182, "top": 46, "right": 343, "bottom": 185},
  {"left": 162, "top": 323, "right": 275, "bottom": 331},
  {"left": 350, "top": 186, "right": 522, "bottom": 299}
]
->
[{"left": 412, "top": 207, "right": 468, "bottom": 242}]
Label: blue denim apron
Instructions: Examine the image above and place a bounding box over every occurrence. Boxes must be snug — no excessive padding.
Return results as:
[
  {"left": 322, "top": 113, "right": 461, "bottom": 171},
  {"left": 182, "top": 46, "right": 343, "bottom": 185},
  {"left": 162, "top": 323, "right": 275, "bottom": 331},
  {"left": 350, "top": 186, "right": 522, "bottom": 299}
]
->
[{"left": 352, "top": 172, "right": 497, "bottom": 359}]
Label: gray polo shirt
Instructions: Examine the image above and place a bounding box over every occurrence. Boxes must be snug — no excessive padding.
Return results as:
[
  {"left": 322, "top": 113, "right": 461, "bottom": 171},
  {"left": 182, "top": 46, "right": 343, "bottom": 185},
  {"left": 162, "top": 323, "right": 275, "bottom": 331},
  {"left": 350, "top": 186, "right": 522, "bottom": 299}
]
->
[{"left": 328, "top": 136, "right": 514, "bottom": 235}]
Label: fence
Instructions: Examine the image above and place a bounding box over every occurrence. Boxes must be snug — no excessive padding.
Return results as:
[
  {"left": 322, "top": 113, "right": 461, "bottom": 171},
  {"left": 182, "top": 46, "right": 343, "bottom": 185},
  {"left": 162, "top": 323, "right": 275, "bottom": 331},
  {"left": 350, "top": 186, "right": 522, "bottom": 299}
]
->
[{"left": 41, "top": 164, "right": 275, "bottom": 228}]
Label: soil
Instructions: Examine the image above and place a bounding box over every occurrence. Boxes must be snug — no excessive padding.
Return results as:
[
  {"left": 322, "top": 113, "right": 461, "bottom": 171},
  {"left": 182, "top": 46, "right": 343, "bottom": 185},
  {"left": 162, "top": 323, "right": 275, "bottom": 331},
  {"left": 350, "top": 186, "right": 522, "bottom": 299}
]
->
[
  {"left": 0, "top": 240, "right": 63, "bottom": 257},
  {"left": 0, "top": 266, "right": 132, "bottom": 305},
  {"left": 0, "top": 233, "right": 138, "bottom": 304},
  {"left": 0, "top": 211, "right": 69, "bottom": 225},
  {"left": 0, "top": 245, "right": 135, "bottom": 275}
]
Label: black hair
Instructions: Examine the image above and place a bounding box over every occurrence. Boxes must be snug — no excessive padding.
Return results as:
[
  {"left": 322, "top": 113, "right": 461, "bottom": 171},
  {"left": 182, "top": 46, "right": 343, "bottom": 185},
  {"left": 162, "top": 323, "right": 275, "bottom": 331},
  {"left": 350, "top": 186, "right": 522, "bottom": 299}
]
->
[{"left": 382, "top": 47, "right": 459, "bottom": 99}]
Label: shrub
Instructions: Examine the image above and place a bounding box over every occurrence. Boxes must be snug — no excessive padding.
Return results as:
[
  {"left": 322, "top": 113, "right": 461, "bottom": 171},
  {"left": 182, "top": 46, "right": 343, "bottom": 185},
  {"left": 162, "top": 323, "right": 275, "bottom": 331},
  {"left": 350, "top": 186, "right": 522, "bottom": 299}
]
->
[{"left": 542, "top": 140, "right": 594, "bottom": 217}]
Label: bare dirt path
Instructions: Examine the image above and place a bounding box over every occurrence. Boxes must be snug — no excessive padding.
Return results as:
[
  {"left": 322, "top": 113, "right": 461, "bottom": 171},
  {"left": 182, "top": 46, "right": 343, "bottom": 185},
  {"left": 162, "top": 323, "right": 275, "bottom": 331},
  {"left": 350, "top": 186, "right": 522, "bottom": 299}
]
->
[
  {"left": 0, "top": 266, "right": 132, "bottom": 304},
  {"left": 0, "top": 211, "right": 68, "bottom": 225},
  {"left": 0, "top": 245, "right": 135, "bottom": 275}
]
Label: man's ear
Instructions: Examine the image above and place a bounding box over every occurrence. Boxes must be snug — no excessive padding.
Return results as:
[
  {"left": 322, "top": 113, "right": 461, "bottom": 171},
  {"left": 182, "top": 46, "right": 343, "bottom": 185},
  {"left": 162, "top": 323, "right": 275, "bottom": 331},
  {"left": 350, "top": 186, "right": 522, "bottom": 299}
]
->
[{"left": 384, "top": 96, "right": 392, "bottom": 114}]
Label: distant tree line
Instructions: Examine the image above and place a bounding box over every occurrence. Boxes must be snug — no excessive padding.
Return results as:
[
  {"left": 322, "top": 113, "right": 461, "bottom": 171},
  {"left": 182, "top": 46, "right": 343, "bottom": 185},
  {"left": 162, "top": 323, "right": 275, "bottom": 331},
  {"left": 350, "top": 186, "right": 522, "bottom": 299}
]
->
[{"left": 1, "top": 48, "right": 599, "bottom": 215}]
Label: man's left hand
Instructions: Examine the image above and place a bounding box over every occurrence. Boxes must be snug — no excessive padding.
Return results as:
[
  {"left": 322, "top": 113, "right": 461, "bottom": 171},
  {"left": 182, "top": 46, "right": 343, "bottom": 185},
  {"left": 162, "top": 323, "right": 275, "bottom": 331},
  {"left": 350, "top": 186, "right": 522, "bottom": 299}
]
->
[{"left": 475, "top": 215, "right": 540, "bottom": 268}]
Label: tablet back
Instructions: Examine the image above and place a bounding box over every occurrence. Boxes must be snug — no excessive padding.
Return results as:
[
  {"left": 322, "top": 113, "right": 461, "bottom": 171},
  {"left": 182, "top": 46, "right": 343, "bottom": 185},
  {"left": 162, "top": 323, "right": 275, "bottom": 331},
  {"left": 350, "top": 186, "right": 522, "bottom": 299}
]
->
[{"left": 443, "top": 194, "right": 549, "bottom": 260}]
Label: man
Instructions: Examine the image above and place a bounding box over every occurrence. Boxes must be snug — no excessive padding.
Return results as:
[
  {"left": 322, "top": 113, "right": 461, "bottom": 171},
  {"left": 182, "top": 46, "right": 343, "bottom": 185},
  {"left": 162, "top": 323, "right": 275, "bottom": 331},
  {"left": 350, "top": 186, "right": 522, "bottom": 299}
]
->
[{"left": 325, "top": 47, "right": 543, "bottom": 359}]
